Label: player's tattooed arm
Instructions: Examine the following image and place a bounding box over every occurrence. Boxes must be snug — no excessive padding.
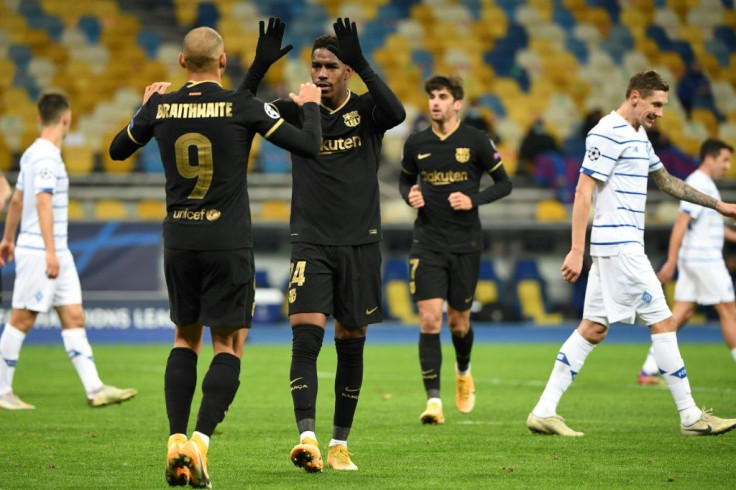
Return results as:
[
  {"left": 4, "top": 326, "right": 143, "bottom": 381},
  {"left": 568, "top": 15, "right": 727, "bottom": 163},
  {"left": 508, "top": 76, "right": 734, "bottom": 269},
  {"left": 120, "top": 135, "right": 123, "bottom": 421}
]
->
[{"left": 651, "top": 167, "right": 718, "bottom": 209}]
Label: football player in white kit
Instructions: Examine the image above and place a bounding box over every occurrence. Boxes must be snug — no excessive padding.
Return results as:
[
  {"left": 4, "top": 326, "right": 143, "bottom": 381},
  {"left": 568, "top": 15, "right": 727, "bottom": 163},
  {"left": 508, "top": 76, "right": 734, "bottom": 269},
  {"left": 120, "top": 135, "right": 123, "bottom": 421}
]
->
[
  {"left": 526, "top": 70, "right": 736, "bottom": 436},
  {"left": 638, "top": 138, "right": 736, "bottom": 384},
  {"left": 0, "top": 92, "right": 136, "bottom": 410}
]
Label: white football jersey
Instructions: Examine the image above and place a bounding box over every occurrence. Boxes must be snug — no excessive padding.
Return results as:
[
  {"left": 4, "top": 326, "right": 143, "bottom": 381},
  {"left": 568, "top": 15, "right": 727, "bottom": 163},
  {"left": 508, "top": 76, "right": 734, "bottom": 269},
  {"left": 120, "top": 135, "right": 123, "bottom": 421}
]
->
[
  {"left": 678, "top": 169, "right": 724, "bottom": 263},
  {"left": 581, "top": 110, "right": 663, "bottom": 257},
  {"left": 16, "top": 138, "right": 69, "bottom": 252}
]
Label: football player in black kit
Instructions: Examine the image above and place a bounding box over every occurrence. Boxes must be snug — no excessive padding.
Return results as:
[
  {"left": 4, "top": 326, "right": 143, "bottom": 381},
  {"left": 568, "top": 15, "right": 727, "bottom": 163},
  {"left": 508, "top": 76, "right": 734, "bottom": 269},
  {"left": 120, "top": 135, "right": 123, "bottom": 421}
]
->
[
  {"left": 241, "top": 18, "right": 405, "bottom": 471},
  {"left": 109, "top": 26, "right": 322, "bottom": 488},
  {"left": 399, "top": 75, "right": 512, "bottom": 425}
]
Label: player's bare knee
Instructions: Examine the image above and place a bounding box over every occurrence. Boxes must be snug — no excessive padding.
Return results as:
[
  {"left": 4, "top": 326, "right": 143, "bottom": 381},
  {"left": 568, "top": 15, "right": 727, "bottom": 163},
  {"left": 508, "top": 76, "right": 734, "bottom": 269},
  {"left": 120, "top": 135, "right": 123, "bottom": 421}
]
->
[{"left": 578, "top": 320, "right": 607, "bottom": 343}]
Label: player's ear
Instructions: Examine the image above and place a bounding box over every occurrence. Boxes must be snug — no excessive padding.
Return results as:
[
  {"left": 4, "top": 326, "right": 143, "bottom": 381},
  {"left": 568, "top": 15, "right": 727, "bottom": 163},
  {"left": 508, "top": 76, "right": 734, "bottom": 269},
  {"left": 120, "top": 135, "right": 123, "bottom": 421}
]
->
[
  {"left": 454, "top": 99, "right": 464, "bottom": 112},
  {"left": 344, "top": 66, "right": 353, "bottom": 80},
  {"left": 178, "top": 52, "right": 186, "bottom": 69},
  {"left": 219, "top": 52, "right": 227, "bottom": 71}
]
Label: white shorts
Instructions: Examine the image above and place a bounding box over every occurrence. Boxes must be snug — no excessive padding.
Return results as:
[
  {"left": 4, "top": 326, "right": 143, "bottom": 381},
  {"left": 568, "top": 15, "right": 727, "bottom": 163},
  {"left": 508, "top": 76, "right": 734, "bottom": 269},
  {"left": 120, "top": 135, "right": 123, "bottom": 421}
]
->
[
  {"left": 583, "top": 249, "right": 671, "bottom": 327},
  {"left": 675, "top": 260, "right": 735, "bottom": 305},
  {"left": 12, "top": 248, "right": 82, "bottom": 312}
]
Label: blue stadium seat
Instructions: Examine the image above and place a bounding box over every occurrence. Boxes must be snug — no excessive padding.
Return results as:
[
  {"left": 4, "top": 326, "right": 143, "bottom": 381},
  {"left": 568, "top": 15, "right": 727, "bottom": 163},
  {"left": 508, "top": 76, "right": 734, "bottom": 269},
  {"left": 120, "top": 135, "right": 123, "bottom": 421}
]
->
[
  {"left": 13, "top": 70, "right": 40, "bottom": 100},
  {"left": 383, "top": 257, "right": 419, "bottom": 323},
  {"left": 565, "top": 37, "right": 588, "bottom": 64},
  {"left": 411, "top": 49, "right": 434, "bottom": 79},
  {"left": 554, "top": 8, "right": 577, "bottom": 33},
  {"left": 41, "top": 15, "right": 65, "bottom": 42},
  {"left": 670, "top": 41, "right": 695, "bottom": 67},
  {"left": 478, "top": 94, "right": 506, "bottom": 118},
  {"left": 645, "top": 25, "right": 673, "bottom": 51},
  {"left": 475, "top": 259, "right": 502, "bottom": 306},
  {"left": 194, "top": 2, "right": 219, "bottom": 28},
  {"left": 139, "top": 139, "right": 163, "bottom": 173},
  {"left": 255, "top": 269, "right": 271, "bottom": 288},
  {"left": 8, "top": 44, "right": 33, "bottom": 69},
  {"left": 511, "top": 259, "right": 562, "bottom": 324},
  {"left": 714, "top": 25, "right": 736, "bottom": 51},
  {"left": 588, "top": 0, "right": 620, "bottom": 23},
  {"left": 18, "top": 0, "right": 43, "bottom": 19},
  {"left": 258, "top": 140, "right": 291, "bottom": 174},
  {"left": 137, "top": 29, "right": 161, "bottom": 59},
  {"left": 78, "top": 16, "right": 102, "bottom": 44},
  {"left": 706, "top": 39, "right": 731, "bottom": 68}
]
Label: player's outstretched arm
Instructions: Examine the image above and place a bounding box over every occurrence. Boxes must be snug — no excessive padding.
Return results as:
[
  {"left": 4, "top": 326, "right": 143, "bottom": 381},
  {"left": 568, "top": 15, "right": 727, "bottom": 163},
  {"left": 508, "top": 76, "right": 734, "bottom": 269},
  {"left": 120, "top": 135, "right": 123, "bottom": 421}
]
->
[
  {"left": 651, "top": 167, "right": 719, "bottom": 209},
  {"left": 329, "top": 17, "right": 405, "bottom": 129},
  {"left": 238, "top": 17, "right": 292, "bottom": 95},
  {"left": 651, "top": 167, "right": 736, "bottom": 218},
  {"left": 265, "top": 83, "right": 322, "bottom": 157},
  {"left": 657, "top": 212, "right": 690, "bottom": 284},
  {"left": 109, "top": 83, "right": 167, "bottom": 160}
]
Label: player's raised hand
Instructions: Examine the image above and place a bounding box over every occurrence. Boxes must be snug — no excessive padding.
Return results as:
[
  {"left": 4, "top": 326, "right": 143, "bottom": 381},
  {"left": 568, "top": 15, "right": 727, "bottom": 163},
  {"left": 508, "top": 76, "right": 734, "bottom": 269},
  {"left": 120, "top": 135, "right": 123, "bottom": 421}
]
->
[
  {"left": 408, "top": 184, "right": 424, "bottom": 209},
  {"left": 143, "top": 82, "right": 171, "bottom": 105},
  {"left": 561, "top": 249, "right": 583, "bottom": 283},
  {"left": 253, "top": 17, "right": 293, "bottom": 68},
  {"left": 327, "top": 17, "right": 366, "bottom": 69},
  {"left": 289, "top": 82, "right": 321, "bottom": 106},
  {"left": 448, "top": 192, "right": 472, "bottom": 211},
  {"left": 715, "top": 201, "right": 736, "bottom": 219}
]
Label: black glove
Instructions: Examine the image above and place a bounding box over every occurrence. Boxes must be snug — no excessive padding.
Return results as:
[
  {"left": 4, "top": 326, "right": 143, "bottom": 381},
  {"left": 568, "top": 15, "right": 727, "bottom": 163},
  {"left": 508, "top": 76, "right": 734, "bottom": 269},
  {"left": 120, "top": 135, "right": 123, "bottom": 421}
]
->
[
  {"left": 327, "top": 17, "right": 369, "bottom": 72},
  {"left": 252, "top": 17, "right": 293, "bottom": 70}
]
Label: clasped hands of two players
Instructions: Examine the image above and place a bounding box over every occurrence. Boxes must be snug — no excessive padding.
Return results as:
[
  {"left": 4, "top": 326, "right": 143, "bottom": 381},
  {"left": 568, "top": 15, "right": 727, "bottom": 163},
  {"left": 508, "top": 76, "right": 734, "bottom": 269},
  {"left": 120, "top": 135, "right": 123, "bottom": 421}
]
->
[{"left": 408, "top": 185, "right": 472, "bottom": 211}]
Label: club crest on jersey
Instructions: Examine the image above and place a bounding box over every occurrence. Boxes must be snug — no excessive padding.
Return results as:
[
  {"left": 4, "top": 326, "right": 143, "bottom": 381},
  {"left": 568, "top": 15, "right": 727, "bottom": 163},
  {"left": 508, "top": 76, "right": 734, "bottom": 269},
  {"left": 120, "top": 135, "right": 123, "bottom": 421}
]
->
[
  {"left": 264, "top": 103, "right": 280, "bottom": 119},
  {"left": 455, "top": 148, "right": 470, "bottom": 163},
  {"left": 343, "top": 110, "right": 360, "bottom": 127}
]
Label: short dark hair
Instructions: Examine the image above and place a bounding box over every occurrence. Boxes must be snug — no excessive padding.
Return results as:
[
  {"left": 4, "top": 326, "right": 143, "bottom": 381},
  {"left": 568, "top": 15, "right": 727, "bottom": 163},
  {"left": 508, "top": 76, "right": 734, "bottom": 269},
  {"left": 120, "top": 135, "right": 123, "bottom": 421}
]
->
[
  {"left": 37, "top": 91, "right": 70, "bottom": 125},
  {"left": 424, "top": 75, "right": 464, "bottom": 100},
  {"left": 700, "top": 138, "right": 734, "bottom": 162},
  {"left": 626, "top": 70, "right": 669, "bottom": 99},
  {"left": 313, "top": 34, "right": 337, "bottom": 53}
]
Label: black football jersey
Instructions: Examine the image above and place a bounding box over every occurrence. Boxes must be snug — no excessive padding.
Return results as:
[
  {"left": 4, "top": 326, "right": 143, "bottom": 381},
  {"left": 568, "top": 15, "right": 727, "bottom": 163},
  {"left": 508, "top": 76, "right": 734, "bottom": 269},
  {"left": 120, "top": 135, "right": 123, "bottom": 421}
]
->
[
  {"left": 401, "top": 122, "right": 504, "bottom": 253},
  {"left": 273, "top": 91, "right": 384, "bottom": 245},
  {"left": 127, "top": 81, "right": 285, "bottom": 250}
]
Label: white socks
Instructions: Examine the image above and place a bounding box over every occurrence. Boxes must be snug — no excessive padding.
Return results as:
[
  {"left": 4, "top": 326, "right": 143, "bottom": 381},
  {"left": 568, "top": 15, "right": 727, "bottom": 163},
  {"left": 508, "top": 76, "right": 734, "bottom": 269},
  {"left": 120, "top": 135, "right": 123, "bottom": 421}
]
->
[
  {"left": 731, "top": 348, "right": 736, "bottom": 363},
  {"left": 533, "top": 330, "right": 596, "bottom": 418},
  {"left": 329, "top": 438, "right": 347, "bottom": 448},
  {"left": 641, "top": 345, "right": 659, "bottom": 375},
  {"left": 0, "top": 324, "right": 26, "bottom": 396},
  {"left": 61, "top": 328, "right": 103, "bottom": 395},
  {"left": 300, "top": 431, "right": 317, "bottom": 443},
  {"left": 651, "top": 332, "right": 701, "bottom": 425}
]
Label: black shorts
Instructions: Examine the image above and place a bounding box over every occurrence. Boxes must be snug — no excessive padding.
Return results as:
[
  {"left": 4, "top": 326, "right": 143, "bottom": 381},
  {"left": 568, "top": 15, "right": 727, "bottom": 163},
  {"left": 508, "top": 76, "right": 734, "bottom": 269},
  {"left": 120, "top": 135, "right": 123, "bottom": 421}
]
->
[
  {"left": 164, "top": 247, "right": 255, "bottom": 328},
  {"left": 409, "top": 248, "right": 480, "bottom": 311},
  {"left": 287, "top": 242, "right": 383, "bottom": 328}
]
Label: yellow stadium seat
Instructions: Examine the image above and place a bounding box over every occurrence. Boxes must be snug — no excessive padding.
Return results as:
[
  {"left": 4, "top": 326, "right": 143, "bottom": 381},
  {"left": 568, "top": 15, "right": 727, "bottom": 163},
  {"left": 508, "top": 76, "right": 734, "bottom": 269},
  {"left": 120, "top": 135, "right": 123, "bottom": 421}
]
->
[
  {"left": 259, "top": 200, "right": 290, "bottom": 221},
  {"left": 474, "top": 280, "right": 498, "bottom": 306},
  {"left": 63, "top": 145, "right": 96, "bottom": 175},
  {"left": 690, "top": 108, "right": 719, "bottom": 137},
  {"left": 535, "top": 199, "right": 568, "bottom": 222},
  {"left": 135, "top": 199, "right": 166, "bottom": 221},
  {"left": 67, "top": 199, "right": 86, "bottom": 221},
  {"left": 385, "top": 280, "right": 420, "bottom": 324},
  {"left": 0, "top": 138, "right": 12, "bottom": 172},
  {"left": 94, "top": 199, "right": 128, "bottom": 221},
  {"left": 517, "top": 280, "right": 563, "bottom": 324}
]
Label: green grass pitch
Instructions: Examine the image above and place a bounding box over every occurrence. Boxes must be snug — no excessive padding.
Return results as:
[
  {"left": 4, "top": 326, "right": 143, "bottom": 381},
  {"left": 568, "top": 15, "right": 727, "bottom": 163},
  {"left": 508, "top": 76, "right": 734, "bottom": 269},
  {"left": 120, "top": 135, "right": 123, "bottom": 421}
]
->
[{"left": 2, "top": 341, "right": 736, "bottom": 488}]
